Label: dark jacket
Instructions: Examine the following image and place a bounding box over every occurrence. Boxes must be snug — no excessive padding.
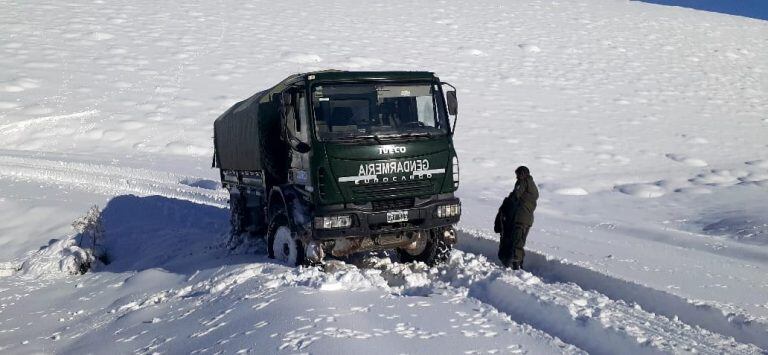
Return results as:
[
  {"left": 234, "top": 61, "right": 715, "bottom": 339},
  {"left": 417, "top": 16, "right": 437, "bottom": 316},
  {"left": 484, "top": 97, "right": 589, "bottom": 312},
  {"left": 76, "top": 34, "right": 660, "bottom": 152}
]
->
[{"left": 494, "top": 175, "right": 539, "bottom": 232}]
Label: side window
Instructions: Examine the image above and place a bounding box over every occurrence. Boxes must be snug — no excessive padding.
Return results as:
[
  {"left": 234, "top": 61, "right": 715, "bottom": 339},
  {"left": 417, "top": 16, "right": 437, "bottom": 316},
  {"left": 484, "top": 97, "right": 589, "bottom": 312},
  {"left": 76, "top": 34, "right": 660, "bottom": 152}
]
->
[{"left": 416, "top": 96, "right": 436, "bottom": 127}]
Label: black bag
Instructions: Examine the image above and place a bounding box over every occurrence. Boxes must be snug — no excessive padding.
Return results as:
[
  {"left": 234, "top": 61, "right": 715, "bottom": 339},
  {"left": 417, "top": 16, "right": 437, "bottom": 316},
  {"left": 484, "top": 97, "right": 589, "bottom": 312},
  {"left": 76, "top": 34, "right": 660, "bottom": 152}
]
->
[{"left": 494, "top": 196, "right": 511, "bottom": 233}]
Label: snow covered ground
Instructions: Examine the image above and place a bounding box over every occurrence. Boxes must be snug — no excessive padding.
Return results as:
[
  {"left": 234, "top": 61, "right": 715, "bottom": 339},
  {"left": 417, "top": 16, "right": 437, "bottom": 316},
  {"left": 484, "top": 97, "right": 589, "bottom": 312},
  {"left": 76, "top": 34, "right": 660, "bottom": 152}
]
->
[{"left": 1, "top": 0, "right": 767, "bottom": 353}]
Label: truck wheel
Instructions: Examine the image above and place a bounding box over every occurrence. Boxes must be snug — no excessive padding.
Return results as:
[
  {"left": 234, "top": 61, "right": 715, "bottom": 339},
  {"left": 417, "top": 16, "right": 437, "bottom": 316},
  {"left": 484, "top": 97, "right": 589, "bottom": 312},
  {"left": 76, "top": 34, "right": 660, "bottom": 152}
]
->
[
  {"left": 397, "top": 230, "right": 452, "bottom": 266},
  {"left": 267, "top": 215, "right": 306, "bottom": 266},
  {"left": 227, "top": 193, "right": 246, "bottom": 248}
]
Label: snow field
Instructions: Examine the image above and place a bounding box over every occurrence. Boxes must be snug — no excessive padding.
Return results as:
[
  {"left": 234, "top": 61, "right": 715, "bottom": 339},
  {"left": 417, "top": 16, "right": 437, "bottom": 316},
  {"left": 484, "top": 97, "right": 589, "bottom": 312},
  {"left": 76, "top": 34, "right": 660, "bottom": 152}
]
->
[
  {"left": 1, "top": 186, "right": 763, "bottom": 353},
  {"left": 0, "top": 230, "right": 581, "bottom": 354},
  {"left": 4, "top": 188, "right": 763, "bottom": 353},
  {"left": 1, "top": 0, "right": 767, "bottom": 172},
  {"left": 1, "top": 0, "right": 767, "bottom": 353},
  {"left": 7, "top": 229, "right": 760, "bottom": 354},
  {"left": 0, "top": 151, "right": 227, "bottom": 208}
]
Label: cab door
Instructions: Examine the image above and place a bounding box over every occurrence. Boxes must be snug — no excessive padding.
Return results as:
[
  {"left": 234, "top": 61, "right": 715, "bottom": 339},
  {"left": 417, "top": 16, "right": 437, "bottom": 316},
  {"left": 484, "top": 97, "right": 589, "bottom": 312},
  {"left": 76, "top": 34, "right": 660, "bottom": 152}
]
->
[{"left": 285, "top": 87, "right": 311, "bottom": 187}]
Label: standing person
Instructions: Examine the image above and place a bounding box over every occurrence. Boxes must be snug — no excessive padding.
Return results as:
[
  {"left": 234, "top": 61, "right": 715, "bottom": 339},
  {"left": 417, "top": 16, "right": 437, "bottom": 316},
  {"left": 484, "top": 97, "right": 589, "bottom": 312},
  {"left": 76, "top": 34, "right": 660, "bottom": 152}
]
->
[{"left": 494, "top": 166, "right": 538, "bottom": 270}]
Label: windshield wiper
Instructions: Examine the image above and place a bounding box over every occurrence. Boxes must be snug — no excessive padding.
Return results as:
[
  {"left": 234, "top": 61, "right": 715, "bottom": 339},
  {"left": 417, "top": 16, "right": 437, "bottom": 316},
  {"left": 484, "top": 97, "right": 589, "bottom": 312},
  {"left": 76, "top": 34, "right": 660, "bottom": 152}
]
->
[
  {"left": 348, "top": 134, "right": 386, "bottom": 143},
  {"left": 333, "top": 135, "right": 381, "bottom": 143},
  {"left": 362, "top": 132, "right": 433, "bottom": 141},
  {"left": 398, "top": 132, "right": 433, "bottom": 139},
  {"left": 333, "top": 132, "right": 433, "bottom": 144}
]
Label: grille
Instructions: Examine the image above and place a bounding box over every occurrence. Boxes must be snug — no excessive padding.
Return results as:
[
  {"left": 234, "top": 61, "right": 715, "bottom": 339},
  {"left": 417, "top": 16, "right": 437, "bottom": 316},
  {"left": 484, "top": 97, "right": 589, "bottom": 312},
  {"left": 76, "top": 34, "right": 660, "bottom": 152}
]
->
[
  {"left": 371, "top": 198, "right": 415, "bottom": 212},
  {"left": 350, "top": 180, "right": 433, "bottom": 200}
]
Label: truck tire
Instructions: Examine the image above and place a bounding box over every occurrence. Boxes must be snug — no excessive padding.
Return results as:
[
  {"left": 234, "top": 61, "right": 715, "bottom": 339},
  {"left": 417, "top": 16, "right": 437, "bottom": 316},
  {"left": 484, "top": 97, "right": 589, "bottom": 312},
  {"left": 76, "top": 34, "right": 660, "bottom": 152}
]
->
[
  {"left": 397, "top": 230, "right": 452, "bottom": 266},
  {"left": 229, "top": 194, "right": 245, "bottom": 234},
  {"left": 267, "top": 214, "right": 306, "bottom": 266},
  {"left": 227, "top": 192, "right": 246, "bottom": 249}
]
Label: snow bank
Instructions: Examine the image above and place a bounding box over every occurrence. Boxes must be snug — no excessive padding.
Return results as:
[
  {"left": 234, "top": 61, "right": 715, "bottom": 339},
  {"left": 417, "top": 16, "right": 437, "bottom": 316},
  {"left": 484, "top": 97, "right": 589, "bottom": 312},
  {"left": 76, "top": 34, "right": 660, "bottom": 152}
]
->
[
  {"left": 18, "top": 206, "right": 106, "bottom": 277},
  {"left": 19, "top": 237, "right": 94, "bottom": 276}
]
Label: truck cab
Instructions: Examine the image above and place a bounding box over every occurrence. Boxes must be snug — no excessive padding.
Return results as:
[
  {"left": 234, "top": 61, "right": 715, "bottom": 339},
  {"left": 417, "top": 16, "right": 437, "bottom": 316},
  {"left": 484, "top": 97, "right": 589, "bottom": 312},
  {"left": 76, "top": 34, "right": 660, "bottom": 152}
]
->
[{"left": 214, "top": 71, "right": 461, "bottom": 266}]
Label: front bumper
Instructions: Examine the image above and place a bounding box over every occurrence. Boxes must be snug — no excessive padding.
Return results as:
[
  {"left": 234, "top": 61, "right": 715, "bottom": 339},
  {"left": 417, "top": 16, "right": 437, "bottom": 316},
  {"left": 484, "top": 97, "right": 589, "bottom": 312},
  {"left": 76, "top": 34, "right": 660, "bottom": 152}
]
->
[{"left": 312, "top": 196, "right": 461, "bottom": 240}]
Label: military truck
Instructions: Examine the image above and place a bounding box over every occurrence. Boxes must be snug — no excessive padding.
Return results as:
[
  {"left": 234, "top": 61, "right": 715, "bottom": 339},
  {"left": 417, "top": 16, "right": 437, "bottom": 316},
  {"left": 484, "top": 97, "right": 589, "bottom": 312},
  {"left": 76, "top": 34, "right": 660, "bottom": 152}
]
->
[{"left": 213, "top": 70, "right": 461, "bottom": 266}]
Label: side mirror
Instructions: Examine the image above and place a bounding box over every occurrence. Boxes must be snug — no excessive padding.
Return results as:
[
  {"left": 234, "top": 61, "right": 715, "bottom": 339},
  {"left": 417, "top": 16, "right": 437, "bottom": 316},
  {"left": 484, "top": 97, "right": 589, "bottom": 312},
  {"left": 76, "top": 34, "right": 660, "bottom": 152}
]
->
[
  {"left": 441, "top": 82, "right": 459, "bottom": 134},
  {"left": 446, "top": 91, "right": 458, "bottom": 116}
]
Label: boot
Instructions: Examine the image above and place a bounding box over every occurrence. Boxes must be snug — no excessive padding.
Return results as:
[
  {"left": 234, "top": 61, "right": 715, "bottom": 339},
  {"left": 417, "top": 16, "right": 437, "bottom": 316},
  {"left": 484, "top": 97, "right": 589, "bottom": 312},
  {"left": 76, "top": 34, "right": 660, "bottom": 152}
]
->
[{"left": 511, "top": 261, "right": 520, "bottom": 270}]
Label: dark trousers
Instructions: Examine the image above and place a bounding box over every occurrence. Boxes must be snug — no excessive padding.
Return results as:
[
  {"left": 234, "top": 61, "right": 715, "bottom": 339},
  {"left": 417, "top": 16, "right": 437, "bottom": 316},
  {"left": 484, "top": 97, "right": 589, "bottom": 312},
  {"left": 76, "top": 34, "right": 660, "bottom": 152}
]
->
[{"left": 498, "top": 224, "right": 530, "bottom": 268}]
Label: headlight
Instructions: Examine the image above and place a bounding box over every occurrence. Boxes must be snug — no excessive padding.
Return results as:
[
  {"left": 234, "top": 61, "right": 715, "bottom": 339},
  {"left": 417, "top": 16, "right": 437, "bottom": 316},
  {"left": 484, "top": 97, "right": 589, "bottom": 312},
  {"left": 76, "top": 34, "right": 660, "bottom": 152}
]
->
[
  {"left": 314, "top": 215, "right": 352, "bottom": 229},
  {"left": 436, "top": 204, "right": 461, "bottom": 218},
  {"left": 452, "top": 156, "right": 459, "bottom": 189}
]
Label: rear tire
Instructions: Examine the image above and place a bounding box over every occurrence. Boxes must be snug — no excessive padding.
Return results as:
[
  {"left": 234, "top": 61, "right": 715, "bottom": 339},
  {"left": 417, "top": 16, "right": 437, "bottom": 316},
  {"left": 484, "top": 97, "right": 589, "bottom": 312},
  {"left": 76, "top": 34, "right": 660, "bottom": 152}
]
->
[
  {"left": 227, "top": 192, "right": 246, "bottom": 249},
  {"left": 229, "top": 193, "right": 245, "bottom": 234},
  {"left": 397, "top": 229, "right": 452, "bottom": 266},
  {"left": 267, "top": 214, "right": 306, "bottom": 266}
]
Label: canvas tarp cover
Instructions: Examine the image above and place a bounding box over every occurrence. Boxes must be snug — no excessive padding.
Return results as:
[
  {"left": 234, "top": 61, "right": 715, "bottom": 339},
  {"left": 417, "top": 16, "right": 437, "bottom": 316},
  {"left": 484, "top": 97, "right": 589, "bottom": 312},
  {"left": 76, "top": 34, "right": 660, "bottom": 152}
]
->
[{"left": 213, "top": 90, "right": 268, "bottom": 171}]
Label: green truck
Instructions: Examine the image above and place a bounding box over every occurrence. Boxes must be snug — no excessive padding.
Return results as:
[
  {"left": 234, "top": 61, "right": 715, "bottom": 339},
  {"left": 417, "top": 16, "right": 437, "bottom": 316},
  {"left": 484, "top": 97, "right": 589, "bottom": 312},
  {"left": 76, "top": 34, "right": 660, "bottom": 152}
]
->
[{"left": 213, "top": 70, "right": 461, "bottom": 266}]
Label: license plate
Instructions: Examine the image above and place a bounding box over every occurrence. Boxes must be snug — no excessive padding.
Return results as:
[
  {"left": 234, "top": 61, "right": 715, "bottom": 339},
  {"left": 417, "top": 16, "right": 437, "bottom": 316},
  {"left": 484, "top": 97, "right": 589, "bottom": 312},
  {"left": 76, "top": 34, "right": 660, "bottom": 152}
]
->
[{"left": 386, "top": 210, "right": 409, "bottom": 223}]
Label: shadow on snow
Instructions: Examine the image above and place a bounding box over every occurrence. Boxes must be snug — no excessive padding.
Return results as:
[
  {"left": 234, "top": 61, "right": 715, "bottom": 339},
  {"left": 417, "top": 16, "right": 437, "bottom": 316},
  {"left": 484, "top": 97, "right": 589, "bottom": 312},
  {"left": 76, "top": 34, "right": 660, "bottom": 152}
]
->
[{"left": 98, "top": 194, "right": 234, "bottom": 275}]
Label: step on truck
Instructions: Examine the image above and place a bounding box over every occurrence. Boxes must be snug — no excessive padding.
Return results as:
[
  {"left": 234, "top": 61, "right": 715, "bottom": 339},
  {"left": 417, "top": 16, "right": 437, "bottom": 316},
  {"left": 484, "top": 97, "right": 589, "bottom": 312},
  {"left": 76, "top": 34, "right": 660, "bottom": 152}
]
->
[{"left": 213, "top": 70, "right": 461, "bottom": 266}]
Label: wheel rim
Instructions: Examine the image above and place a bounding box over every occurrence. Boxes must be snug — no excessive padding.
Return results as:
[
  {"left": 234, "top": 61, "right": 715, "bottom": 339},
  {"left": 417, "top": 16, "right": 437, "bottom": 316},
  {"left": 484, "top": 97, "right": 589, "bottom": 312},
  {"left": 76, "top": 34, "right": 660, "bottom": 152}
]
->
[{"left": 272, "top": 226, "right": 297, "bottom": 265}]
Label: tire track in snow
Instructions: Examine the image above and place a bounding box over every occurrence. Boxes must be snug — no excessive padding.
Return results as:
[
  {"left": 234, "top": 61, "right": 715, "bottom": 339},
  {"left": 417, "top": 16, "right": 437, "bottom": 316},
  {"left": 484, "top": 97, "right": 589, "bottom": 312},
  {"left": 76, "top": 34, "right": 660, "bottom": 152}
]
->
[
  {"left": 0, "top": 154, "right": 227, "bottom": 207},
  {"left": 456, "top": 228, "right": 768, "bottom": 351},
  {"left": 359, "top": 251, "right": 762, "bottom": 354},
  {"left": 415, "top": 251, "right": 763, "bottom": 355},
  {"left": 0, "top": 110, "right": 100, "bottom": 134}
]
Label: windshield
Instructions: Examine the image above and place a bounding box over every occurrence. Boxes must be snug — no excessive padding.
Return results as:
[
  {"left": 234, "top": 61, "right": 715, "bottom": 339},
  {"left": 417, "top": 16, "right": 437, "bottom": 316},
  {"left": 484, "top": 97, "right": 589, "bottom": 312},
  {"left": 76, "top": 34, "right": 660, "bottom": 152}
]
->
[{"left": 312, "top": 82, "right": 448, "bottom": 141}]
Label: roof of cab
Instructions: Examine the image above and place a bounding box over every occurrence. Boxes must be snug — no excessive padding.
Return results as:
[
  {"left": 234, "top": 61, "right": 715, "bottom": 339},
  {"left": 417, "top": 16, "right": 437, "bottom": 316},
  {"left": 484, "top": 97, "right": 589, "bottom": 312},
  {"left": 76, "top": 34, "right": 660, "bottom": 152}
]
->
[
  {"left": 302, "top": 70, "right": 437, "bottom": 83},
  {"left": 246, "top": 70, "right": 439, "bottom": 104}
]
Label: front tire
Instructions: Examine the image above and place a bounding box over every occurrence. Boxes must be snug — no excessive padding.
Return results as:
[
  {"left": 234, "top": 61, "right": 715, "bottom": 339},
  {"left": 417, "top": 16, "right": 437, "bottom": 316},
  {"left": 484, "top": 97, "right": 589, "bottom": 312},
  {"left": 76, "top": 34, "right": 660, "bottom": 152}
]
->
[
  {"left": 398, "top": 229, "right": 452, "bottom": 266},
  {"left": 267, "top": 215, "right": 305, "bottom": 266}
]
